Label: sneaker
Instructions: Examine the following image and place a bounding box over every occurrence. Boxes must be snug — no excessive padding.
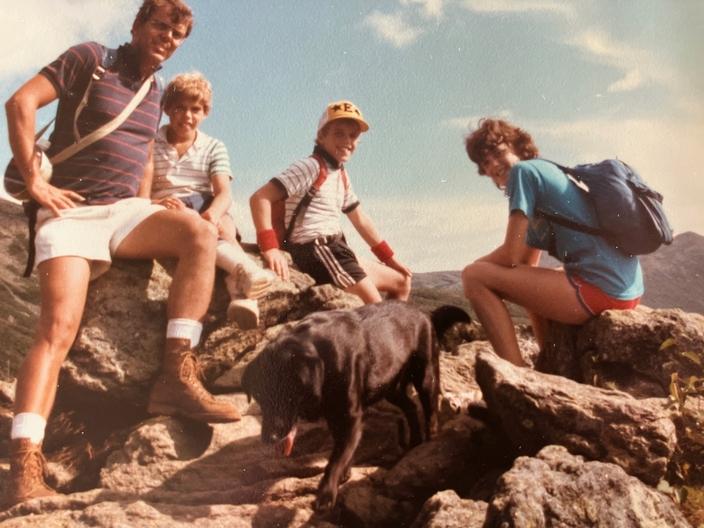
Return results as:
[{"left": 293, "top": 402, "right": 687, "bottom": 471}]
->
[
  {"left": 240, "top": 267, "right": 275, "bottom": 300},
  {"left": 227, "top": 298, "right": 260, "bottom": 329}
]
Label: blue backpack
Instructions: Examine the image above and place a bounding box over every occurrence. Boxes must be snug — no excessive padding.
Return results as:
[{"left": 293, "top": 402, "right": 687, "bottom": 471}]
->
[{"left": 535, "top": 159, "right": 673, "bottom": 256}]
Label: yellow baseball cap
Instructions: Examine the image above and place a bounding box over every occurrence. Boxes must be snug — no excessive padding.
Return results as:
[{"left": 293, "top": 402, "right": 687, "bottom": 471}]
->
[{"left": 317, "top": 100, "right": 370, "bottom": 134}]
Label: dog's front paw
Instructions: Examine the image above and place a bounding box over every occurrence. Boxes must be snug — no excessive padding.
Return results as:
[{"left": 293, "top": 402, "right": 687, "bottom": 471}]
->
[
  {"left": 314, "top": 487, "right": 337, "bottom": 513},
  {"left": 340, "top": 466, "right": 351, "bottom": 484}
]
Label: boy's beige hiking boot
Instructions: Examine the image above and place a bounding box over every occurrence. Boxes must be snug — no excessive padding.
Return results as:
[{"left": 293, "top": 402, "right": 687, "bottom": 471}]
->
[
  {"left": 3, "top": 438, "right": 57, "bottom": 509},
  {"left": 227, "top": 298, "right": 260, "bottom": 330},
  {"left": 216, "top": 242, "right": 274, "bottom": 300},
  {"left": 239, "top": 267, "right": 275, "bottom": 300},
  {"left": 147, "top": 338, "right": 240, "bottom": 423}
]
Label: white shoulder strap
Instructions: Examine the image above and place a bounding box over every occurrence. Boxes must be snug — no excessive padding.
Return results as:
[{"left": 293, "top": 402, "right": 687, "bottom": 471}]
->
[{"left": 50, "top": 75, "right": 154, "bottom": 165}]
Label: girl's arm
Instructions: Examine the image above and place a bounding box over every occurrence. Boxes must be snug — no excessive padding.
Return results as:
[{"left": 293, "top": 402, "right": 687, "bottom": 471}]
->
[
  {"left": 346, "top": 206, "right": 412, "bottom": 277},
  {"left": 477, "top": 211, "right": 539, "bottom": 267}
]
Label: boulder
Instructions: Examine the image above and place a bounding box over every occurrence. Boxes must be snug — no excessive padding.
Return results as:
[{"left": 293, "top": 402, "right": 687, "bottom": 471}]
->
[
  {"left": 485, "top": 445, "right": 691, "bottom": 528},
  {"left": 411, "top": 490, "right": 487, "bottom": 528},
  {"left": 475, "top": 350, "right": 677, "bottom": 485},
  {"left": 1, "top": 203, "right": 702, "bottom": 527},
  {"left": 539, "top": 307, "right": 704, "bottom": 399},
  {"left": 60, "top": 257, "right": 355, "bottom": 410}
]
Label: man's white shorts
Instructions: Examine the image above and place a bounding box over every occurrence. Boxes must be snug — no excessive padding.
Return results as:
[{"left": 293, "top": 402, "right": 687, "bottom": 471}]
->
[{"left": 34, "top": 197, "right": 165, "bottom": 280}]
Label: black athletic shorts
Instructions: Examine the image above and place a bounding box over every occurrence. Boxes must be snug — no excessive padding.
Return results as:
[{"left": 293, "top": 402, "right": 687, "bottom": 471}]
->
[{"left": 288, "top": 233, "right": 366, "bottom": 289}]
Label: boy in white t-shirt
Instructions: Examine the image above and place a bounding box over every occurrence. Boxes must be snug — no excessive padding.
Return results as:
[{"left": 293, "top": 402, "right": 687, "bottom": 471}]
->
[
  {"left": 150, "top": 72, "right": 273, "bottom": 328},
  {"left": 250, "top": 100, "right": 411, "bottom": 303}
]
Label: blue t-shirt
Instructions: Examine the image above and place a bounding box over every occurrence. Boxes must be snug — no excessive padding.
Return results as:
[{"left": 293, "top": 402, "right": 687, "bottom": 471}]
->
[{"left": 507, "top": 159, "right": 643, "bottom": 299}]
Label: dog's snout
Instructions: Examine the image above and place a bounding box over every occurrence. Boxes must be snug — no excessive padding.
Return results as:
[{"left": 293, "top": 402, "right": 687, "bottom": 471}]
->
[
  {"left": 262, "top": 432, "right": 279, "bottom": 444},
  {"left": 261, "top": 416, "right": 289, "bottom": 444}
]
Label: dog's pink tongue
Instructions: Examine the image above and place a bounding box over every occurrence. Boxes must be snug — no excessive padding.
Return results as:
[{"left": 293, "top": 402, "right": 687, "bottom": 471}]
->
[{"left": 279, "top": 425, "right": 297, "bottom": 457}]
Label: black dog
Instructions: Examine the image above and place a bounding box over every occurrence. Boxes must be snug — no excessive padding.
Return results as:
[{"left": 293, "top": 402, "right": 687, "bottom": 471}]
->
[{"left": 241, "top": 300, "right": 470, "bottom": 512}]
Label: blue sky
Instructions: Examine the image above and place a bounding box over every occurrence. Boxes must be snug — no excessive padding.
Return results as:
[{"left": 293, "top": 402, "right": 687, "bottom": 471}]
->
[{"left": 1, "top": 0, "right": 701, "bottom": 271}]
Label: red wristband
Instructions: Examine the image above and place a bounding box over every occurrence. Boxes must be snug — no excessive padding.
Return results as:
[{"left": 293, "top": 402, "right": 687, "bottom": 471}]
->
[
  {"left": 257, "top": 229, "right": 279, "bottom": 252},
  {"left": 371, "top": 240, "right": 394, "bottom": 262}
]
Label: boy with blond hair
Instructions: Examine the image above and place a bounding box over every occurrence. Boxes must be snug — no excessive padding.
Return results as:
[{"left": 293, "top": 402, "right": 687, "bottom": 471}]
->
[
  {"left": 149, "top": 72, "right": 273, "bottom": 328},
  {"left": 250, "top": 100, "right": 411, "bottom": 303}
]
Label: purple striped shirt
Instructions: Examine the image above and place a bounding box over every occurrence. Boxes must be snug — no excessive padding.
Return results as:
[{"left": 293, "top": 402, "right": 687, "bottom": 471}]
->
[{"left": 40, "top": 42, "right": 162, "bottom": 204}]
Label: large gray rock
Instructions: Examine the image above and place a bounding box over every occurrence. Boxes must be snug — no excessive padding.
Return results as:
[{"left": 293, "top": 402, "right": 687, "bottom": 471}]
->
[
  {"left": 539, "top": 307, "right": 704, "bottom": 398},
  {"left": 475, "top": 350, "right": 677, "bottom": 485},
  {"left": 61, "top": 257, "right": 351, "bottom": 409},
  {"left": 578, "top": 308, "right": 704, "bottom": 398},
  {"left": 1, "top": 206, "right": 701, "bottom": 527},
  {"left": 486, "top": 445, "right": 691, "bottom": 528},
  {"left": 411, "top": 490, "right": 487, "bottom": 528}
]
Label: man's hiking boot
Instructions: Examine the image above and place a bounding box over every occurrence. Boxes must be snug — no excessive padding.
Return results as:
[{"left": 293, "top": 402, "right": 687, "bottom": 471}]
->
[
  {"left": 3, "top": 438, "right": 57, "bottom": 509},
  {"left": 147, "top": 339, "right": 240, "bottom": 423}
]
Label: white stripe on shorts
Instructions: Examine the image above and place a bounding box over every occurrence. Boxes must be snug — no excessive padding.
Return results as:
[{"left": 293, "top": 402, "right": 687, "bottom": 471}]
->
[{"left": 313, "top": 242, "right": 356, "bottom": 289}]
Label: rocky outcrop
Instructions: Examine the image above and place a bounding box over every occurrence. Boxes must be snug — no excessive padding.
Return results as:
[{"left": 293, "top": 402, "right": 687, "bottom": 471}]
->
[
  {"left": 538, "top": 307, "right": 704, "bottom": 397},
  {"left": 475, "top": 350, "right": 677, "bottom": 485},
  {"left": 411, "top": 490, "right": 487, "bottom": 528},
  {"left": 0, "top": 217, "right": 701, "bottom": 526},
  {"left": 486, "top": 445, "right": 691, "bottom": 527}
]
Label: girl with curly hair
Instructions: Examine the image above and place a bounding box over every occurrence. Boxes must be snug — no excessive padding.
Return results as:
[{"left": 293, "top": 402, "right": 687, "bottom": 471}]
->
[{"left": 462, "top": 119, "right": 643, "bottom": 366}]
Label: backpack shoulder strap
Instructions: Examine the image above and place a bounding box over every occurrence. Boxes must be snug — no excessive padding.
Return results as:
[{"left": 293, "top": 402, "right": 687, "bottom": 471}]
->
[
  {"left": 534, "top": 209, "right": 603, "bottom": 236},
  {"left": 534, "top": 159, "right": 603, "bottom": 236},
  {"left": 282, "top": 155, "right": 330, "bottom": 244},
  {"left": 71, "top": 46, "right": 116, "bottom": 141},
  {"left": 309, "top": 153, "right": 329, "bottom": 190},
  {"left": 22, "top": 201, "right": 40, "bottom": 278},
  {"left": 541, "top": 158, "right": 574, "bottom": 177}
]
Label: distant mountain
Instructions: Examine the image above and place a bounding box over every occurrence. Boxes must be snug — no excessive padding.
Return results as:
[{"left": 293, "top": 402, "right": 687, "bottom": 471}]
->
[
  {"left": 412, "top": 232, "right": 704, "bottom": 315},
  {"left": 639, "top": 232, "right": 704, "bottom": 313}
]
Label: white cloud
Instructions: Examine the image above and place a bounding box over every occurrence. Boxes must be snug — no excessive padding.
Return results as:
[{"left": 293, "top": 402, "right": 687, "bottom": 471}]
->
[
  {"left": 400, "top": 0, "right": 446, "bottom": 20},
  {"left": 441, "top": 110, "right": 514, "bottom": 130},
  {"left": 462, "top": 0, "right": 575, "bottom": 17},
  {"left": 0, "top": 0, "right": 140, "bottom": 81},
  {"left": 566, "top": 30, "right": 677, "bottom": 94},
  {"left": 364, "top": 10, "right": 424, "bottom": 48},
  {"left": 607, "top": 69, "right": 643, "bottom": 93}
]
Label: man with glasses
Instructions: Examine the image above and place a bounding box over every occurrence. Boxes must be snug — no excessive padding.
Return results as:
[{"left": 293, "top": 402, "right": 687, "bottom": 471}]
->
[{"left": 3, "top": 0, "right": 239, "bottom": 508}]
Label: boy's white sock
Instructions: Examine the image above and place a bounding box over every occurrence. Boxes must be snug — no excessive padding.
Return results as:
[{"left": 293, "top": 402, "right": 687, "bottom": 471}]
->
[
  {"left": 166, "top": 318, "right": 203, "bottom": 348},
  {"left": 11, "top": 412, "right": 47, "bottom": 444}
]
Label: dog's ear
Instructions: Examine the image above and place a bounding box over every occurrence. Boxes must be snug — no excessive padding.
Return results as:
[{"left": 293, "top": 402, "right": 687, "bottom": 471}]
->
[
  {"left": 291, "top": 344, "right": 323, "bottom": 405},
  {"left": 241, "top": 368, "right": 252, "bottom": 403},
  {"left": 241, "top": 356, "right": 257, "bottom": 403}
]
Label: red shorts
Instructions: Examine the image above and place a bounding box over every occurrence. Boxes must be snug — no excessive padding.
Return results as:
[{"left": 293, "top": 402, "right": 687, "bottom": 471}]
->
[{"left": 568, "top": 274, "right": 640, "bottom": 316}]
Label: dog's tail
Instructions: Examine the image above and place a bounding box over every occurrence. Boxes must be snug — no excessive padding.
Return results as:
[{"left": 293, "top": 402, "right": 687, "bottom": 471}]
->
[{"left": 430, "top": 304, "right": 472, "bottom": 341}]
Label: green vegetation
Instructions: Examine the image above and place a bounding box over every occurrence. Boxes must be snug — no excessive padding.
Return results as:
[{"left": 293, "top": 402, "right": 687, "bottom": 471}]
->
[{"left": 661, "top": 337, "right": 704, "bottom": 526}]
